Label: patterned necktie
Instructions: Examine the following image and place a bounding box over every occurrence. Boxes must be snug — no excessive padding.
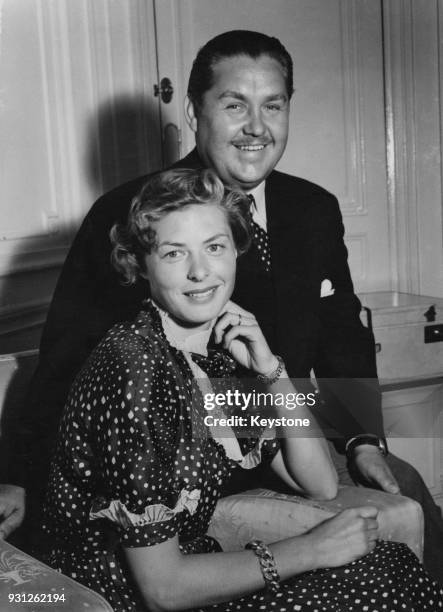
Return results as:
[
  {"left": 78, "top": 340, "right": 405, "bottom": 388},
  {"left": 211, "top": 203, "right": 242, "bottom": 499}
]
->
[{"left": 247, "top": 194, "right": 271, "bottom": 273}]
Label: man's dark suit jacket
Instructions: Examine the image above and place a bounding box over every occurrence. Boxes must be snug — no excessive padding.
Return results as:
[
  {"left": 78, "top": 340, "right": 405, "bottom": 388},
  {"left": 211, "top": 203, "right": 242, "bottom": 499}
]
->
[{"left": 8, "top": 149, "right": 382, "bottom": 490}]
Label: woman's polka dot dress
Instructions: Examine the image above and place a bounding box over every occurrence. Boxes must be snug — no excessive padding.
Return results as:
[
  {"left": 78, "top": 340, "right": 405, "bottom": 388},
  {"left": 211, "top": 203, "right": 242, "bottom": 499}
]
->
[{"left": 42, "top": 303, "right": 443, "bottom": 611}]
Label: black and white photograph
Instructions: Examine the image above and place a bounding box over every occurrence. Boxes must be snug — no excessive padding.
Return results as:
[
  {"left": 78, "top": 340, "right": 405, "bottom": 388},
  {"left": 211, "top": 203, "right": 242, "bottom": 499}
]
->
[{"left": 0, "top": 1, "right": 443, "bottom": 610}]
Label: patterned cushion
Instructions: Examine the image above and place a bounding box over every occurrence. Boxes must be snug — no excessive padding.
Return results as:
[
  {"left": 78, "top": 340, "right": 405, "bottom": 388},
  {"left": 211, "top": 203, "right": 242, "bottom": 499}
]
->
[
  {"left": 0, "top": 538, "right": 113, "bottom": 611},
  {"left": 208, "top": 485, "right": 424, "bottom": 561}
]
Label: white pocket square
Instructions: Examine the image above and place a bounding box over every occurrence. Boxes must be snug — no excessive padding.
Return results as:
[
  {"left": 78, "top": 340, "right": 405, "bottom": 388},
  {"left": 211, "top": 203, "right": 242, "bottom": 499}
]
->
[{"left": 320, "top": 279, "right": 335, "bottom": 298}]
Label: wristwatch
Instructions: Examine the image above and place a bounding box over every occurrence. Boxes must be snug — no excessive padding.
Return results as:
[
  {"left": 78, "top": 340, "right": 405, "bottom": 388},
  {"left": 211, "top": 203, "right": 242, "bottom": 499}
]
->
[{"left": 345, "top": 434, "right": 388, "bottom": 458}]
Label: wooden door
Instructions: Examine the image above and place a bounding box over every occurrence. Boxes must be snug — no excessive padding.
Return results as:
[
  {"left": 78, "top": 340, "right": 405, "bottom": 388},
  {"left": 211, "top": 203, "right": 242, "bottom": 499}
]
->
[{"left": 167, "top": 0, "right": 390, "bottom": 293}]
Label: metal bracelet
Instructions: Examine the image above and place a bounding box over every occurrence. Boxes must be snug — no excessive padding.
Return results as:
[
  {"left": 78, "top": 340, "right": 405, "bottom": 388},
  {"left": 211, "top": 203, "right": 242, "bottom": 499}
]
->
[
  {"left": 245, "top": 539, "right": 281, "bottom": 593},
  {"left": 256, "top": 355, "right": 285, "bottom": 385}
]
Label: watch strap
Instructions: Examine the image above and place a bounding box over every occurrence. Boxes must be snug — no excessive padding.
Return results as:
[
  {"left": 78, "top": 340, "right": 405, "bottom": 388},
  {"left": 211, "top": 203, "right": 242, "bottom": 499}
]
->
[{"left": 345, "top": 434, "right": 388, "bottom": 458}]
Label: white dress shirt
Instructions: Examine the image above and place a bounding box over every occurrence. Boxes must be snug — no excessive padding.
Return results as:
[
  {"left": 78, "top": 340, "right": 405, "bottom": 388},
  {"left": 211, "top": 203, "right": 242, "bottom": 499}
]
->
[{"left": 248, "top": 181, "right": 267, "bottom": 231}]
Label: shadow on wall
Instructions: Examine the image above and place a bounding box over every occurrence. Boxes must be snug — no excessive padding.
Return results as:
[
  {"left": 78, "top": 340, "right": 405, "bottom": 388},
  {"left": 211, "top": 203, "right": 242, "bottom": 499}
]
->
[
  {"left": 0, "top": 94, "right": 162, "bottom": 487},
  {"left": 1, "top": 94, "right": 161, "bottom": 352},
  {"left": 86, "top": 93, "right": 162, "bottom": 195}
]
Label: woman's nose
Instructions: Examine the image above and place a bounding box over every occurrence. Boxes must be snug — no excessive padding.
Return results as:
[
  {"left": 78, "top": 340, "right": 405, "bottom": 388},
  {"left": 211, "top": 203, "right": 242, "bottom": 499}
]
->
[
  {"left": 244, "top": 109, "right": 266, "bottom": 136},
  {"left": 187, "top": 254, "right": 210, "bottom": 281}
]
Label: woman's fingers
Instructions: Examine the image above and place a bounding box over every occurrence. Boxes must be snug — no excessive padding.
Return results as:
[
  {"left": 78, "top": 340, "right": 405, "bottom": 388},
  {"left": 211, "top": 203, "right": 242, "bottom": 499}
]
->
[
  {"left": 359, "top": 514, "right": 379, "bottom": 551},
  {"left": 355, "top": 505, "right": 379, "bottom": 519},
  {"left": 220, "top": 300, "right": 254, "bottom": 319},
  {"left": 365, "top": 518, "right": 379, "bottom": 532},
  {"left": 213, "top": 311, "right": 255, "bottom": 344},
  {"left": 354, "top": 507, "right": 379, "bottom": 538},
  {"left": 221, "top": 322, "right": 259, "bottom": 350},
  {"left": 214, "top": 304, "right": 276, "bottom": 375}
]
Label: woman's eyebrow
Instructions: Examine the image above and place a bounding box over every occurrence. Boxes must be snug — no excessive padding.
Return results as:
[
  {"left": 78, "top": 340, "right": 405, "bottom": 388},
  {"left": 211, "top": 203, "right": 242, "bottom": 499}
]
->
[
  {"left": 203, "top": 233, "right": 230, "bottom": 243},
  {"left": 157, "top": 240, "right": 186, "bottom": 248},
  {"left": 157, "top": 234, "right": 229, "bottom": 248}
]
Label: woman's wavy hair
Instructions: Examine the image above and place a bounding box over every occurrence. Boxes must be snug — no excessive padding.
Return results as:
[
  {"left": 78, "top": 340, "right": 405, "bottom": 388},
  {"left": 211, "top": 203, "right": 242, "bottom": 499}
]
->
[{"left": 110, "top": 168, "right": 251, "bottom": 285}]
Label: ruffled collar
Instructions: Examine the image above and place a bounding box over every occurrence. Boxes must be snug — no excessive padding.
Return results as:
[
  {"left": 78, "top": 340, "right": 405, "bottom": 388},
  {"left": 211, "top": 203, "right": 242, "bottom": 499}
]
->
[
  {"left": 140, "top": 299, "right": 236, "bottom": 378},
  {"left": 151, "top": 300, "right": 214, "bottom": 356}
]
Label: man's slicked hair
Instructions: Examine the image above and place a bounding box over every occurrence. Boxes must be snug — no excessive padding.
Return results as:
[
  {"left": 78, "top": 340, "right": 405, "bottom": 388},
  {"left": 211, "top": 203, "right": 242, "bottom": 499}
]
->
[{"left": 187, "top": 30, "right": 294, "bottom": 112}]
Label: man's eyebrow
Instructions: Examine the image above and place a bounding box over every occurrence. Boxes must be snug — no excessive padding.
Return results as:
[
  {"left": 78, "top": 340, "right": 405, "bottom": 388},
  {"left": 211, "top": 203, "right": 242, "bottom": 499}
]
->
[
  {"left": 219, "top": 90, "right": 247, "bottom": 101},
  {"left": 266, "top": 93, "right": 288, "bottom": 102}
]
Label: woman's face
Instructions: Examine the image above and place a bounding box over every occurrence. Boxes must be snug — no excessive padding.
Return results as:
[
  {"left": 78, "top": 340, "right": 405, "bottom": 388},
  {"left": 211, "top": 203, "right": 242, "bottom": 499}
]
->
[{"left": 144, "top": 203, "right": 237, "bottom": 329}]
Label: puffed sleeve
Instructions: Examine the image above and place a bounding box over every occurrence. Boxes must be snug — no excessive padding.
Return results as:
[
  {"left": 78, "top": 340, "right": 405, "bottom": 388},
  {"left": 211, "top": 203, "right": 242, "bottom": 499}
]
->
[
  {"left": 233, "top": 433, "right": 281, "bottom": 470},
  {"left": 64, "top": 325, "right": 199, "bottom": 548}
]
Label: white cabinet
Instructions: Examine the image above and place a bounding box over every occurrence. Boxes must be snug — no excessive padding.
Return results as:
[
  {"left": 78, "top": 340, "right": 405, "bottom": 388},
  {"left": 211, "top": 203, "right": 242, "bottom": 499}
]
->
[{"left": 360, "top": 291, "right": 443, "bottom": 508}]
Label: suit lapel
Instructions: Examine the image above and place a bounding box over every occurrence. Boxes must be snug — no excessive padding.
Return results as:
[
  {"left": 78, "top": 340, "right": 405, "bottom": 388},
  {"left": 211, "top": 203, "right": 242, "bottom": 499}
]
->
[
  {"left": 266, "top": 171, "right": 303, "bottom": 295},
  {"left": 266, "top": 170, "right": 321, "bottom": 304},
  {"left": 265, "top": 171, "right": 321, "bottom": 376}
]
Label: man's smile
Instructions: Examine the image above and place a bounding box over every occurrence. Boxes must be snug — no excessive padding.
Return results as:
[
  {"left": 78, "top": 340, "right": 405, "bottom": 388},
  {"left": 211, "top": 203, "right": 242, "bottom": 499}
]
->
[{"left": 234, "top": 143, "right": 268, "bottom": 152}]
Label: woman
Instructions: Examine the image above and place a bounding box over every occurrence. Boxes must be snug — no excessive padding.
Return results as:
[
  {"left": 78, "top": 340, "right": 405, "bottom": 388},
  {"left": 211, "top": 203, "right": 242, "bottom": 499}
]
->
[{"left": 42, "top": 168, "right": 443, "bottom": 611}]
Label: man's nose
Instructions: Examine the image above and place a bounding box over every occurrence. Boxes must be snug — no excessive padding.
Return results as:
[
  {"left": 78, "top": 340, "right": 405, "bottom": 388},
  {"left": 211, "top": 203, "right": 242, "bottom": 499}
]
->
[
  {"left": 187, "top": 254, "right": 210, "bottom": 281},
  {"left": 244, "top": 108, "right": 266, "bottom": 136}
]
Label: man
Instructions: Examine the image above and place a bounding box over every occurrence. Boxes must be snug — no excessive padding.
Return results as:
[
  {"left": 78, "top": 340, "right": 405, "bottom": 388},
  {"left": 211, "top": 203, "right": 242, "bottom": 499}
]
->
[{"left": 1, "top": 30, "right": 442, "bottom": 580}]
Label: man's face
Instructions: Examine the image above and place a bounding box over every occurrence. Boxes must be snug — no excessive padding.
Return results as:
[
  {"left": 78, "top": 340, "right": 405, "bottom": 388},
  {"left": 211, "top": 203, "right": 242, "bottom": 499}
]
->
[{"left": 187, "top": 54, "right": 290, "bottom": 191}]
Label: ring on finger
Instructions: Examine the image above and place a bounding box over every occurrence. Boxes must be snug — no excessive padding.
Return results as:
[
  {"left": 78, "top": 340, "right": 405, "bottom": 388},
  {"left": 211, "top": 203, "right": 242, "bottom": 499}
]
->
[{"left": 238, "top": 313, "right": 242, "bottom": 326}]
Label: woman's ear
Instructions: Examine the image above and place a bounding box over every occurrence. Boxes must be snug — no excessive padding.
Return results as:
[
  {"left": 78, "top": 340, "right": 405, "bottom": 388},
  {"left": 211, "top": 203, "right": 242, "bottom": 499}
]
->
[{"left": 184, "top": 96, "right": 198, "bottom": 133}]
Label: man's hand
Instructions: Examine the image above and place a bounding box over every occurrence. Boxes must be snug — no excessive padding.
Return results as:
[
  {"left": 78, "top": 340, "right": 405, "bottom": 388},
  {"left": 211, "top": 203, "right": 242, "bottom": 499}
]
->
[
  {"left": 350, "top": 445, "right": 400, "bottom": 495},
  {"left": 0, "top": 484, "right": 26, "bottom": 539}
]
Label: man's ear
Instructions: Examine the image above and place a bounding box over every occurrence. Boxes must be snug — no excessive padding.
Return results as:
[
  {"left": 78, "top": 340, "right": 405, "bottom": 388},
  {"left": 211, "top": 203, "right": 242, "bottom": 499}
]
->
[{"left": 185, "top": 96, "right": 198, "bottom": 133}]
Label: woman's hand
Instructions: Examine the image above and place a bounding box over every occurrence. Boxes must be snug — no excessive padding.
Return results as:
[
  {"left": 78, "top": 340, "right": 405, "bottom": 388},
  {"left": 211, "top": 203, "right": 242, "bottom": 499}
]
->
[
  {"left": 214, "top": 302, "right": 278, "bottom": 376},
  {"left": 306, "top": 506, "right": 379, "bottom": 568},
  {"left": 125, "top": 507, "right": 378, "bottom": 611}
]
